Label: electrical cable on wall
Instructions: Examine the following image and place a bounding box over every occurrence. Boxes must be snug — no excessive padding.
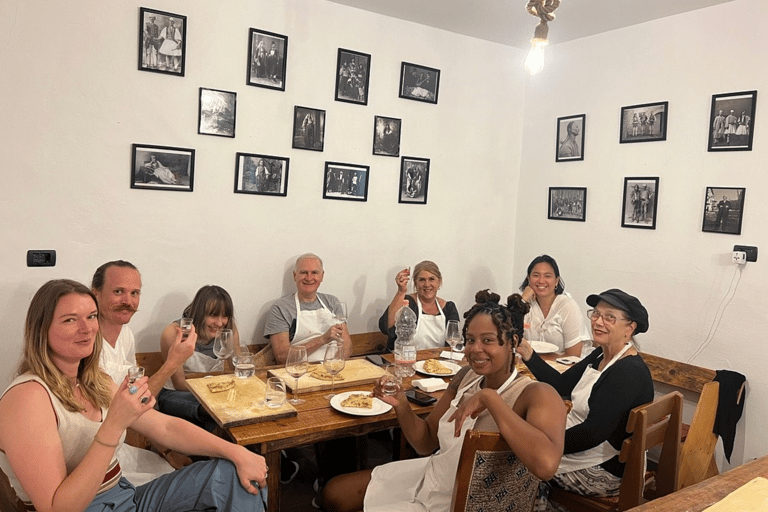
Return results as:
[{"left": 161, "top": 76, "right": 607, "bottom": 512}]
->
[{"left": 686, "top": 265, "right": 743, "bottom": 363}]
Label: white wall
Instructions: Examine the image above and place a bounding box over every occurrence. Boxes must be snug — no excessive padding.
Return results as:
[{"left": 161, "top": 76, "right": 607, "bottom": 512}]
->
[
  {"left": 0, "top": 1, "right": 523, "bottom": 385},
  {"left": 516, "top": 0, "right": 768, "bottom": 467}
]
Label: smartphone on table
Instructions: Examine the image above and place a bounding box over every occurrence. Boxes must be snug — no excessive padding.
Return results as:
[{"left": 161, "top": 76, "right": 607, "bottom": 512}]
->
[{"left": 405, "top": 388, "right": 437, "bottom": 406}]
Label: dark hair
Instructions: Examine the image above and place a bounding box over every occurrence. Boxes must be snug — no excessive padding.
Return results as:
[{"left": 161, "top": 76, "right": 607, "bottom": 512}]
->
[
  {"left": 462, "top": 290, "right": 530, "bottom": 348},
  {"left": 182, "top": 285, "right": 236, "bottom": 341},
  {"left": 91, "top": 260, "right": 139, "bottom": 291},
  {"left": 519, "top": 254, "right": 564, "bottom": 295}
]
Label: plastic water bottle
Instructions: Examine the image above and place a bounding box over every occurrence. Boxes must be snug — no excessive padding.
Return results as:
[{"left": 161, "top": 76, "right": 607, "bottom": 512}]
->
[{"left": 394, "top": 300, "right": 417, "bottom": 377}]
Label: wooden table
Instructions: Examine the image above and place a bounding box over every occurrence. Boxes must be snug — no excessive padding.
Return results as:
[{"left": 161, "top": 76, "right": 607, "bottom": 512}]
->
[
  {"left": 223, "top": 348, "right": 456, "bottom": 512},
  {"left": 628, "top": 455, "right": 768, "bottom": 511}
]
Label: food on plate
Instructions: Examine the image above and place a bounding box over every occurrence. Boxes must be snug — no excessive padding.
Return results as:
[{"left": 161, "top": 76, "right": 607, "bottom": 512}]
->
[
  {"left": 340, "top": 393, "right": 373, "bottom": 409},
  {"left": 423, "top": 358, "right": 452, "bottom": 375},
  {"left": 206, "top": 379, "right": 236, "bottom": 393},
  {"left": 310, "top": 365, "right": 346, "bottom": 381}
]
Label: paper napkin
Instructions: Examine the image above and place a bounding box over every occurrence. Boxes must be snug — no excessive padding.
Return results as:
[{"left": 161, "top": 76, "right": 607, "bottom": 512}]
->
[{"left": 412, "top": 378, "right": 448, "bottom": 392}]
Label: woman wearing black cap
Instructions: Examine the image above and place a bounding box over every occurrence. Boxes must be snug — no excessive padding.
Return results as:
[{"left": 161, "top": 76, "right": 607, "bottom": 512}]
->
[{"left": 518, "top": 288, "right": 654, "bottom": 505}]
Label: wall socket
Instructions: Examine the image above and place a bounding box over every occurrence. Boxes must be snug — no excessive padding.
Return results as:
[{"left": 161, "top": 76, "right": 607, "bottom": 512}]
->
[
  {"left": 732, "top": 251, "right": 747, "bottom": 265},
  {"left": 27, "top": 250, "right": 56, "bottom": 267},
  {"left": 733, "top": 245, "right": 758, "bottom": 263}
]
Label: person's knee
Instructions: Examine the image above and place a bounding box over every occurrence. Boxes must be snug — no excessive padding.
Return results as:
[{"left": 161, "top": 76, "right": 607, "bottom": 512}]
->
[{"left": 321, "top": 471, "right": 370, "bottom": 512}]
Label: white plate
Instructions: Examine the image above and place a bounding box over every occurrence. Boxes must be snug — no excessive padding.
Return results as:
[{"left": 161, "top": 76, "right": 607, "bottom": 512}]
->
[
  {"left": 530, "top": 340, "right": 559, "bottom": 354},
  {"left": 330, "top": 390, "right": 393, "bottom": 416},
  {"left": 413, "top": 360, "right": 462, "bottom": 377}
]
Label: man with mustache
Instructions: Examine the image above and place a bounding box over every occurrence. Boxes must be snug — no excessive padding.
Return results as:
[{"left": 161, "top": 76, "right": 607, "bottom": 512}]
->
[{"left": 91, "top": 260, "right": 195, "bottom": 483}]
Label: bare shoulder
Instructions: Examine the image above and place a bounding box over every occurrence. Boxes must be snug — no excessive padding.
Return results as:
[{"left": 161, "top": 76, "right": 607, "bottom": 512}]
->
[
  {"left": 517, "top": 380, "right": 565, "bottom": 411},
  {"left": 0, "top": 380, "right": 57, "bottom": 443}
]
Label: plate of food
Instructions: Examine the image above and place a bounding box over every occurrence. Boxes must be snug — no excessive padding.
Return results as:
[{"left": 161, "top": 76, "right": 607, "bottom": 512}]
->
[
  {"left": 330, "top": 390, "right": 392, "bottom": 416},
  {"left": 413, "top": 359, "right": 462, "bottom": 377},
  {"left": 530, "top": 340, "right": 559, "bottom": 354}
]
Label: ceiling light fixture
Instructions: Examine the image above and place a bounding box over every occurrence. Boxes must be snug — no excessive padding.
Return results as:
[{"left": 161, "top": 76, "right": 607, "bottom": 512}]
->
[{"left": 525, "top": 0, "right": 560, "bottom": 75}]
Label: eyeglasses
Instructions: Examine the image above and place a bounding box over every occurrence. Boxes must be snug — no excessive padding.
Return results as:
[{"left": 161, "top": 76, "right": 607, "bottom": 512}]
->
[{"left": 587, "top": 308, "right": 630, "bottom": 326}]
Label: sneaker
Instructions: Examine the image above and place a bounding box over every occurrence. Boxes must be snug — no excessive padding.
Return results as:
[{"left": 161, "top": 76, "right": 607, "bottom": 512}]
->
[{"left": 280, "top": 460, "right": 299, "bottom": 485}]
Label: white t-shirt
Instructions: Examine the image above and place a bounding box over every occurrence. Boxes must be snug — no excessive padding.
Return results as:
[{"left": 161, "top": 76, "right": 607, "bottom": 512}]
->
[{"left": 524, "top": 293, "right": 590, "bottom": 353}]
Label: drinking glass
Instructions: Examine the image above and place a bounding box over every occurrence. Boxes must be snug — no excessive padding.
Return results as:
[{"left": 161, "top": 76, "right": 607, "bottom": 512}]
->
[
  {"left": 444, "top": 320, "right": 462, "bottom": 360},
  {"left": 179, "top": 317, "right": 193, "bottom": 339},
  {"left": 285, "top": 346, "right": 309, "bottom": 405},
  {"left": 333, "top": 302, "right": 348, "bottom": 341},
  {"left": 213, "top": 328, "right": 234, "bottom": 361},
  {"left": 380, "top": 364, "right": 401, "bottom": 396},
  {"left": 323, "top": 341, "right": 345, "bottom": 399},
  {"left": 265, "top": 377, "right": 286, "bottom": 408},
  {"left": 233, "top": 354, "right": 255, "bottom": 379},
  {"left": 128, "top": 366, "right": 144, "bottom": 384}
]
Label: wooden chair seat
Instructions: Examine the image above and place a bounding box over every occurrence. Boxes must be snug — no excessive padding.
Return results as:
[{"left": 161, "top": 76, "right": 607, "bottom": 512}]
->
[
  {"left": 550, "top": 391, "right": 683, "bottom": 512},
  {"left": 451, "top": 430, "right": 539, "bottom": 512}
]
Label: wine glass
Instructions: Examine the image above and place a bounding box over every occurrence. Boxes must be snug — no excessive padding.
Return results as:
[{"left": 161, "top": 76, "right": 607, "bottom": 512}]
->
[
  {"left": 444, "top": 320, "right": 462, "bottom": 361},
  {"left": 213, "top": 328, "right": 234, "bottom": 361},
  {"left": 323, "top": 340, "right": 345, "bottom": 399},
  {"left": 285, "top": 346, "right": 309, "bottom": 405},
  {"left": 333, "top": 302, "right": 348, "bottom": 341}
]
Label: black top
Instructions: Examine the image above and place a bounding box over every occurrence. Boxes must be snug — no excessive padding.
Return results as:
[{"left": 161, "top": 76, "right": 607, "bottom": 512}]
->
[
  {"left": 378, "top": 294, "right": 460, "bottom": 351},
  {"left": 525, "top": 346, "right": 654, "bottom": 477}
]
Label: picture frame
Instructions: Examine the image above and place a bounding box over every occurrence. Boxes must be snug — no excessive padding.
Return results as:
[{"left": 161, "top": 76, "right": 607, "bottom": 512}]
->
[
  {"left": 373, "top": 116, "right": 402, "bottom": 157},
  {"left": 548, "top": 187, "right": 586, "bottom": 221},
  {"left": 555, "top": 114, "right": 585, "bottom": 162},
  {"left": 621, "top": 177, "right": 659, "bottom": 229},
  {"left": 198, "top": 88, "right": 236, "bottom": 138},
  {"left": 619, "top": 101, "right": 668, "bottom": 143},
  {"left": 708, "top": 90, "right": 757, "bottom": 152},
  {"left": 334, "top": 48, "right": 371, "bottom": 105},
  {"left": 131, "top": 144, "right": 194, "bottom": 192},
  {"left": 399, "top": 62, "right": 440, "bottom": 104},
  {"left": 138, "top": 7, "right": 186, "bottom": 76},
  {"left": 701, "top": 187, "right": 746, "bottom": 235},
  {"left": 292, "top": 106, "right": 325, "bottom": 151},
  {"left": 323, "top": 162, "right": 369, "bottom": 202},
  {"left": 399, "top": 157, "right": 430, "bottom": 204},
  {"left": 234, "top": 153, "right": 289, "bottom": 197},
  {"left": 247, "top": 28, "right": 287, "bottom": 91}
]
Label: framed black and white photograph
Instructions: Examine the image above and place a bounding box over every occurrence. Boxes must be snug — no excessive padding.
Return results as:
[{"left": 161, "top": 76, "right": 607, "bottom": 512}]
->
[
  {"left": 234, "top": 153, "right": 289, "bottom": 197},
  {"left": 247, "top": 28, "right": 287, "bottom": 91},
  {"left": 335, "top": 48, "right": 371, "bottom": 105},
  {"left": 619, "top": 101, "right": 668, "bottom": 143},
  {"left": 708, "top": 91, "right": 757, "bottom": 152},
  {"left": 399, "top": 157, "right": 430, "bottom": 204},
  {"left": 323, "top": 162, "right": 369, "bottom": 201},
  {"left": 373, "top": 116, "right": 401, "bottom": 157},
  {"left": 292, "top": 106, "right": 325, "bottom": 151},
  {"left": 399, "top": 62, "right": 440, "bottom": 104},
  {"left": 556, "top": 114, "right": 585, "bottom": 162},
  {"left": 548, "top": 187, "right": 586, "bottom": 221},
  {"left": 702, "top": 187, "right": 746, "bottom": 235},
  {"left": 131, "top": 144, "right": 194, "bottom": 191},
  {"left": 198, "top": 88, "right": 236, "bottom": 138},
  {"left": 621, "top": 177, "right": 659, "bottom": 229},
  {"left": 138, "top": 8, "right": 186, "bottom": 76}
]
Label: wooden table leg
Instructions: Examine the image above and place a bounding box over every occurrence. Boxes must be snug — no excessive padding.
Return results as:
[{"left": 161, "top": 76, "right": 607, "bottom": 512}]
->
[{"left": 265, "top": 450, "right": 281, "bottom": 512}]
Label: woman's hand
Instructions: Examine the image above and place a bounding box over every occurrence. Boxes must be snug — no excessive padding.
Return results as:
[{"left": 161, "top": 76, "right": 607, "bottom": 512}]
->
[
  {"left": 448, "top": 389, "right": 489, "bottom": 437},
  {"left": 522, "top": 285, "right": 536, "bottom": 304},
  {"left": 102, "top": 376, "right": 155, "bottom": 441},
  {"left": 516, "top": 338, "right": 535, "bottom": 362},
  {"left": 395, "top": 268, "right": 410, "bottom": 294},
  {"left": 371, "top": 374, "right": 407, "bottom": 409},
  {"left": 231, "top": 445, "right": 268, "bottom": 494}
]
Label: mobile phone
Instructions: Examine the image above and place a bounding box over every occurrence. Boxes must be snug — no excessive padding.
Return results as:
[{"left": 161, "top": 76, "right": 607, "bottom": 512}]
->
[
  {"left": 366, "top": 354, "right": 385, "bottom": 366},
  {"left": 405, "top": 389, "right": 437, "bottom": 406}
]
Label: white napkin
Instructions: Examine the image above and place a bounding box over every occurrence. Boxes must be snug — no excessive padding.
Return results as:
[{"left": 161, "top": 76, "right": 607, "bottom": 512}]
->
[
  {"left": 439, "top": 351, "right": 464, "bottom": 361},
  {"left": 412, "top": 378, "right": 448, "bottom": 392}
]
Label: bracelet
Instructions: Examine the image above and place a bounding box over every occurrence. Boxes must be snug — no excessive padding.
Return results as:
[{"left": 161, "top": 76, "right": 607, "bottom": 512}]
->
[{"left": 93, "top": 434, "right": 119, "bottom": 448}]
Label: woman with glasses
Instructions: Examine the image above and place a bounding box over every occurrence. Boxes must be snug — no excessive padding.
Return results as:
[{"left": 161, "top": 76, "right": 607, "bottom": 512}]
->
[
  {"left": 517, "top": 288, "right": 654, "bottom": 507},
  {"left": 518, "top": 255, "right": 590, "bottom": 357}
]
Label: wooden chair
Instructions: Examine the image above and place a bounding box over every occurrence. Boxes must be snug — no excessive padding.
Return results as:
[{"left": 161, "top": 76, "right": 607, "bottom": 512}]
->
[
  {"left": 550, "top": 391, "right": 683, "bottom": 512},
  {"left": 0, "top": 465, "right": 29, "bottom": 512},
  {"left": 450, "top": 430, "right": 540, "bottom": 512},
  {"left": 677, "top": 380, "right": 720, "bottom": 489}
]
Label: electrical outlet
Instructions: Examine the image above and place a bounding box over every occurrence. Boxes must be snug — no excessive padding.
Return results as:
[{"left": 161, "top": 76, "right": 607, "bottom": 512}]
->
[
  {"left": 733, "top": 245, "right": 758, "bottom": 263},
  {"left": 27, "top": 250, "right": 56, "bottom": 267},
  {"left": 732, "top": 251, "right": 747, "bottom": 265}
]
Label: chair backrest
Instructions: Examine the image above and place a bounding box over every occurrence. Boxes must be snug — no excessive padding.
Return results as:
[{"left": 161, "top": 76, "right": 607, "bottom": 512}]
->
[
  {"left": 616, "top": 391, "right": 683, "bottom": 510},
  {"left": 677, "top": 380, "right": 720, "bottom": 489},
  {"left": 451, "top": 430, "right": 540, "bottom": 512}
]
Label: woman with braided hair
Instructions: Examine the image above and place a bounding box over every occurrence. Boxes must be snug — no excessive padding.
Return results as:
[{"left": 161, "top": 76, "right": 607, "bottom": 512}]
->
[{"left": 321, "top": 290, "right": 567, "bottom": 512}]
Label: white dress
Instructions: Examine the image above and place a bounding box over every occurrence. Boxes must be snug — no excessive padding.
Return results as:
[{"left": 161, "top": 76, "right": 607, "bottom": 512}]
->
[{"left": 524, "top": 293, "right": 590, "bottom": 353}]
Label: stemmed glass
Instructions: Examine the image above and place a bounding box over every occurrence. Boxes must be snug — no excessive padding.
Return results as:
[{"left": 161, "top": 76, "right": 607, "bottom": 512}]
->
[
  {"left": 323, "top": 340, "right": 345, "bottom": 399},
  {"left": 285, "top": 346, "right": 309, "bottom": 405},
  {"left": 213, "top": 328, "right": 234, "bottom": 362},
  {"left": 333, "top": 302, "right": 348, "bottom": 341},
  {"left": 444, "top": 320, "right": 462, "bottom": 361}
]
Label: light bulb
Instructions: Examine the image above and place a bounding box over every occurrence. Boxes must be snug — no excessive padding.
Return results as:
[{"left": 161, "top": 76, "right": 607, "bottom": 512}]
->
[{"left": 525, "top": 38, "right": 548, "bottom": 75}]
